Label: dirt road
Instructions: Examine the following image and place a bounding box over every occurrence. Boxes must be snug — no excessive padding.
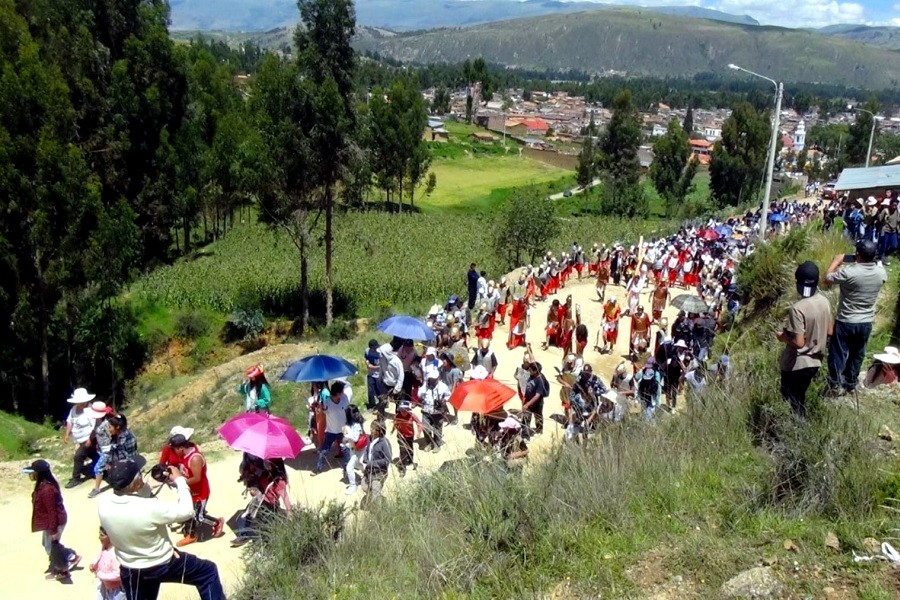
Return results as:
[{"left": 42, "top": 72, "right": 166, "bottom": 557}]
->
[{"left": 1, "top": 273, "right": 688, "bottom": 599}]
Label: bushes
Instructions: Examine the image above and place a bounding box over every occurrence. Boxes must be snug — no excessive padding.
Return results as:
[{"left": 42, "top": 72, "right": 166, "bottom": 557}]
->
[
  {"left": 174, "top": 310, "right": 211, "bottom": 340},
  {"left": 226, "top": 307, "right": 266, "bottom": 342}
]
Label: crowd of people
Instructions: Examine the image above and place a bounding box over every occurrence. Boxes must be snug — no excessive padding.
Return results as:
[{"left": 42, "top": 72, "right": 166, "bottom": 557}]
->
[
  {"left": 822, "top": 190, "right": 898, "bottom": 262},
  {"left": 23, "top": 188, "right": 899, "bottom": 600}
]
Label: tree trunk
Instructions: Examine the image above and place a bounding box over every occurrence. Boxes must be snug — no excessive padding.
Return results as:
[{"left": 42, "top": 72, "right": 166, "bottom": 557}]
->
[
  {"left": 183, "top": 217, "right": 191, "bottom": 255},
  {"left": 397, "top": 180, "right": 403, "bottom": 214},
  {"left": 324, "top": 184, "right": 334, "bottom": 325},
  {"left": 297, "top": 210, "right": 310, "bottom": 334},
  {"left": 35, "top": 250, "right": 50, "bottom": 419}
]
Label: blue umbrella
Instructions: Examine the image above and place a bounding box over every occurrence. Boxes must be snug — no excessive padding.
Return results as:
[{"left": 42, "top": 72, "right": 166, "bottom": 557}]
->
[
  {"left": 769, "top": 213, "right": 786, "bottom": 223},
  {"left": 714, "top": 225, "right": 733, "bottom": 236},
  {"left": 377, "top": 315, "right": 436, "bottom": 341},
  {"left": 280, "top": 354, "right": 357, "bottom": 383}
]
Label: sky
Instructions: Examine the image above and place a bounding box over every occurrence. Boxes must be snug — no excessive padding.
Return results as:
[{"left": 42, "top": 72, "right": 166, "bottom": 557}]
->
[{"left": 566, "top": 0, "right": 900, "bottom": 27}]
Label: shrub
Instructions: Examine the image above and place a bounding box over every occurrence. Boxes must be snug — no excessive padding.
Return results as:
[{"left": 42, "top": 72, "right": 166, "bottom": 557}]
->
[
  {"left": 174, "top": 311, "right": 211, "bottom": 340},
  {"left": 320, "top": 319, "right": 355, "bottom": 344},
  {"left": 225, "top": 308, "right": 266, "bottom": 342}
]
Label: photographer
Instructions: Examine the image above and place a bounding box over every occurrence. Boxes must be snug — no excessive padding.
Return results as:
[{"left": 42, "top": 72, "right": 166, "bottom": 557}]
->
[
  {"left": 824, "top": 240, "right": 887, "bottom": 395},
  {"left": 97, "top": 457, "right": 225, "bottom": 600}
]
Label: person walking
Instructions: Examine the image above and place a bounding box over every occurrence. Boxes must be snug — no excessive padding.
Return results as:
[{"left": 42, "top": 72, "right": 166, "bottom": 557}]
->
[
  {"left": 98, "top": 457, "right": 225, "bottom": 600},
  {"left": 392, "top": 400, "right": 422, "bottom": 477},
  {"left": 23, "top": 459, "right": 80, "bottom": 581},
  {"left": 239, "top": 364, "right": 271, "bottom": 413},
  {"left": 824, "top": 241, "right": 887, "bottom": 395},
  {"left": 364, "top": 339, "right": 381, "bottom": 411},
  {"left": 420, "top": 369, "right": 450, "bottom": 452},
  {"left": 362, "top": 421, "right": 392, "bottom": 508},
  {"left": 778, "top": 261, "right": 832, "bottom": 416},
  {"left": 167, "top": 435, "right": 225, "bottom": 546},
  {"left": 63, "top": 387, "right": 100, "bottom": 488},
  {"left": 522, "top": 362, "right": 550, "bottom": 434},
  {"left": 314, "top": 383, "right": 350, "bottom": 474}
]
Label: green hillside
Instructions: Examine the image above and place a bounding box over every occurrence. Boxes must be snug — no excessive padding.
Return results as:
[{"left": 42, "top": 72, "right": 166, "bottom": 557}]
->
[
  {"left": 819, "top": 25, "right": 900, "bottom": 51},
  {"left": 351, "top": 8, "right": 900, "bottom": 89}
]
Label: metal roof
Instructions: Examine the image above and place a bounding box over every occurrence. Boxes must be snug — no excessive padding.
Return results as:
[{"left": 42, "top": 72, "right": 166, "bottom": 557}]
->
[{"left": 834, "top": 164, "right": 900, "bottom": 192}]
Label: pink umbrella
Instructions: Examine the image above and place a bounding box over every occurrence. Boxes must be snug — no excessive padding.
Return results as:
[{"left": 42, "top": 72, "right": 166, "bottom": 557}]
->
[
  {"left": 696, "top": 228, "right": 720, "bottom": 242},
  {"left": 218, "top": 412, "right": 305, "bottom": 459}
]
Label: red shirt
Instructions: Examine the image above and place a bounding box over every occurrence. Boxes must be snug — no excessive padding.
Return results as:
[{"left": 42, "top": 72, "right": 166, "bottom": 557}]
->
[
  {"left": 181, "top": 447, "right": 211, "bottom": 502},
  {"left": 158, "top": 444, "right": 181, "bottom": 468},
  {"left": 394, "top": 411, "right": 420, "bottom": 438}
]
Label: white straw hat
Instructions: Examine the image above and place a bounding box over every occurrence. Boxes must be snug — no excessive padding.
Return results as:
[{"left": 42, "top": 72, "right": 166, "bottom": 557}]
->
[
  {"left": 874, "top": 347, "right": 900, "bottom": 365},
  {"left": 67, "top": 387, "right": 96, "bottom": 404}
]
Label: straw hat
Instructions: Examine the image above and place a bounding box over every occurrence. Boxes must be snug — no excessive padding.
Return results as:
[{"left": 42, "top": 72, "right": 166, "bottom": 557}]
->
[
  {"left": 67, "top": 387, "right": 96, "bottom": 404},
  {"left": 470, "top": 365, "right": 489, "bottom": 381},
  {"left": 84, "top": 401, "right": 113, "bottom": 419},
  {"left": 874, "top": 347, "right": 900, "bottom": 365}
]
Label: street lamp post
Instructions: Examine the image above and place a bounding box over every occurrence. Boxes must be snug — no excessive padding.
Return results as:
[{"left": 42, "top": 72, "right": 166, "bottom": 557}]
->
[
  {"left": 728, "top": 63, "right": 782, "bottom": 240},
  {"left": 848, "top": 105, "right": 882, "bottom": 168}
]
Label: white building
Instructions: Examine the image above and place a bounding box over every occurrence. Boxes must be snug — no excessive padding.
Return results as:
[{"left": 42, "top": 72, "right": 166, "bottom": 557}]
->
[{"left": 793, "top": 120, "right": 806, "bottom": 152}]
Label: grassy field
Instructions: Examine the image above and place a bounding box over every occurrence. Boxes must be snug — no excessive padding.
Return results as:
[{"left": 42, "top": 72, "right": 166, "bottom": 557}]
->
[
  {"left": 421, "top": 156, "right": 573, "bottom": 213},
  {"left": 0, "top": 411, "right": 56, "bottom": 460}
]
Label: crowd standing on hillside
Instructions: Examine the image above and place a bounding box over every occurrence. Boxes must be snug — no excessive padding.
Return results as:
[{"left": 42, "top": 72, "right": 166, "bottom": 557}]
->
[{"left": 21, "top": 189, "right": 898, "bottom": 599}]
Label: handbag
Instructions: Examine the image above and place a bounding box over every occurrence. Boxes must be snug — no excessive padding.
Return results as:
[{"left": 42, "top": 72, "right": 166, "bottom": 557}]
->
[{"left": 354, "top": 432, "right": 369, "bottom": 450}]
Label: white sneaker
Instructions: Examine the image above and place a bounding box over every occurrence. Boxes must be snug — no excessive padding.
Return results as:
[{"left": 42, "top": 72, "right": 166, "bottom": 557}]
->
[{"left": 345, "top": 485, "right": 357, "bottom": 495}]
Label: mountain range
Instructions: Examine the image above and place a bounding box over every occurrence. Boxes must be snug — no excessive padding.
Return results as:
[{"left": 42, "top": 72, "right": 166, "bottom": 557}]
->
[{"left": 350, "top": 8, "right": 900, "bottom": 89}]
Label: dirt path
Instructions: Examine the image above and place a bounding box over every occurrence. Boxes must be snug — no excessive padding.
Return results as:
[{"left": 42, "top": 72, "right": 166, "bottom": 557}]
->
[{"left": 0, "top": 276, "right": 689, "bottom": 600}]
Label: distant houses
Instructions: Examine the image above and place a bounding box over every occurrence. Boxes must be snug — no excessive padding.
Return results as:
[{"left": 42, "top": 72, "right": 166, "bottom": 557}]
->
[{"left": 689, "top": 139, "right": 713, "bottom": 165}]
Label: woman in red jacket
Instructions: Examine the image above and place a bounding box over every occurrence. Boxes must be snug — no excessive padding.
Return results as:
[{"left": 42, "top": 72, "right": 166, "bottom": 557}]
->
[{"left": 23, "top": 459, "right": 80, "bottom": 580}]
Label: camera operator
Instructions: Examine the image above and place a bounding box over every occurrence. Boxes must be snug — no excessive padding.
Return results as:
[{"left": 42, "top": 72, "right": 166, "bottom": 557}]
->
[{"left": 97, "top": 457, "right": 225, "bottom": 600}]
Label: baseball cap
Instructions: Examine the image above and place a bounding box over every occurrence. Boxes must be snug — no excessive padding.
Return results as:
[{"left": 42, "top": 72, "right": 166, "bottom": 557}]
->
[
  {"left": 794, "top": 261, "right": 819, "bottom": 298},
  {"left": 106, "top": 455, "right": 148, "bottom": 491},
  {"left": 21, "top": 459, "right": 51, "bottom": 475}
]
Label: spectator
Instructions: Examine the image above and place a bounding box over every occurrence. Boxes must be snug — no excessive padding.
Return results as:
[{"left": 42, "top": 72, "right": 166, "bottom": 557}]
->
[
  {"left": 392, "top": 400, "right": 422, "bottom": 477},
  {"left": 98, "top": 458, "right": 225, "bottom": 599},
  {"left": 778, "top": 261, "right": 832, "bottom": 416},
  {"left": 420, "top": 369, "right": 450, "bottom": 452},
  {"left": 90, "top": 526, "right": 125, "bottom": 600},
  {"left": 63, "top": 387, "right": 100, "bottom": 488},
  {"left": 467, "top": 262, "right": 479, "bottom": 310},
  {"left": 364, "top": 339, "right": 381, "bottom": 411},
  {"left": 158, "top": 426, "right": 194, "bottom": 468},
  {"left": 89, "top": 413, "right": 138, "bottom": 498},
  {"left": 824, "top": 240, "right": 887, "bottom": 395},
  {"left": 522, "top": 362, "right": 550, "bottom": 434}
]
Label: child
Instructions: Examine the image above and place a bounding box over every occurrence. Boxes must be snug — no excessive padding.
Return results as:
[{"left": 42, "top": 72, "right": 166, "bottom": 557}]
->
[
  {"left": 90, "top": 527, "right": 125, "bottom": 599},
  {"left": 391, "top": 401, "right": 422, "bottom": 477}
]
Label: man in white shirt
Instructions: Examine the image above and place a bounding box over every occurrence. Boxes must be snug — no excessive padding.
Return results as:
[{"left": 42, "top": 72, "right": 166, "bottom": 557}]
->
[
  {"left": 314, "top": 384, "right": 350, "bottom": 474},
  {"left": 98, "top": 457, "right": 225, "bottom": 600},
  {"left": 420, "top": 369, "right": 450, "bottom": 452},
  {"left": 63, "top": 387, "right": 99, "bottom": 488}
]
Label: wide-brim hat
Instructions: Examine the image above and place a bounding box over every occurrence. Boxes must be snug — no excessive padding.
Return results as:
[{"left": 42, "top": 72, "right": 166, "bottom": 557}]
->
[
  {"left": 169, "top": 425, "right": 195, "bottom": 440},
  {"left": 874, "top": 347, "right": 900, "bottom": 365},
  {"left": 498, "top": 416, "right": 521, "bottom": 430},
  {"left": 245, "top": 364, "right": 264, "bottom": 379},
  {"left": 470, "top": 365, "right": 489, "bottom": 381},
  {"left": 84, "top": 401, "right": 113, "bottom": 419},
  {"left": 67, "top": 387, "right": 96, "bottom": 404},
  {"left": 601, "top": 390, "right": 619, "bottom": 403}
]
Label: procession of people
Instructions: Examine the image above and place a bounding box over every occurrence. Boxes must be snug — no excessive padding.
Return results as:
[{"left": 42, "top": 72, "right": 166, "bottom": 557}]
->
[{"left": 20, "top": 189, "right": 899, "bottom": 599}]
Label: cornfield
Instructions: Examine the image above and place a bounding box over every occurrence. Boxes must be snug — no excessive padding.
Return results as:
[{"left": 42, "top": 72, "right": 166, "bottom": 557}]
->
[{"left": 132, "top": 212, "right": 676, "bottom": 318}]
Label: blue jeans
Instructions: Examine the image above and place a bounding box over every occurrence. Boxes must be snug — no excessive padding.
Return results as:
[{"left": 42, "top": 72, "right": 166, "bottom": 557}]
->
[
  {"left": 827, "top": 320, "right": 872, "bottom": 391},
  {"left": 120, "top": 551, "right": 224, "bottom": 600},
  {"left": 878, "top": 231, "right": 898, "bottom": 259},
  {"left": 315, "top": 432, "right": 347, "bottom": 473}
]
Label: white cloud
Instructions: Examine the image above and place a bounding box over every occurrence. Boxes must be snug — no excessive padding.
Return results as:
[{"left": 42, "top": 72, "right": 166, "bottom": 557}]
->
[{"left": 711, "top": 0, "right": 866, "bottom": 27}]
